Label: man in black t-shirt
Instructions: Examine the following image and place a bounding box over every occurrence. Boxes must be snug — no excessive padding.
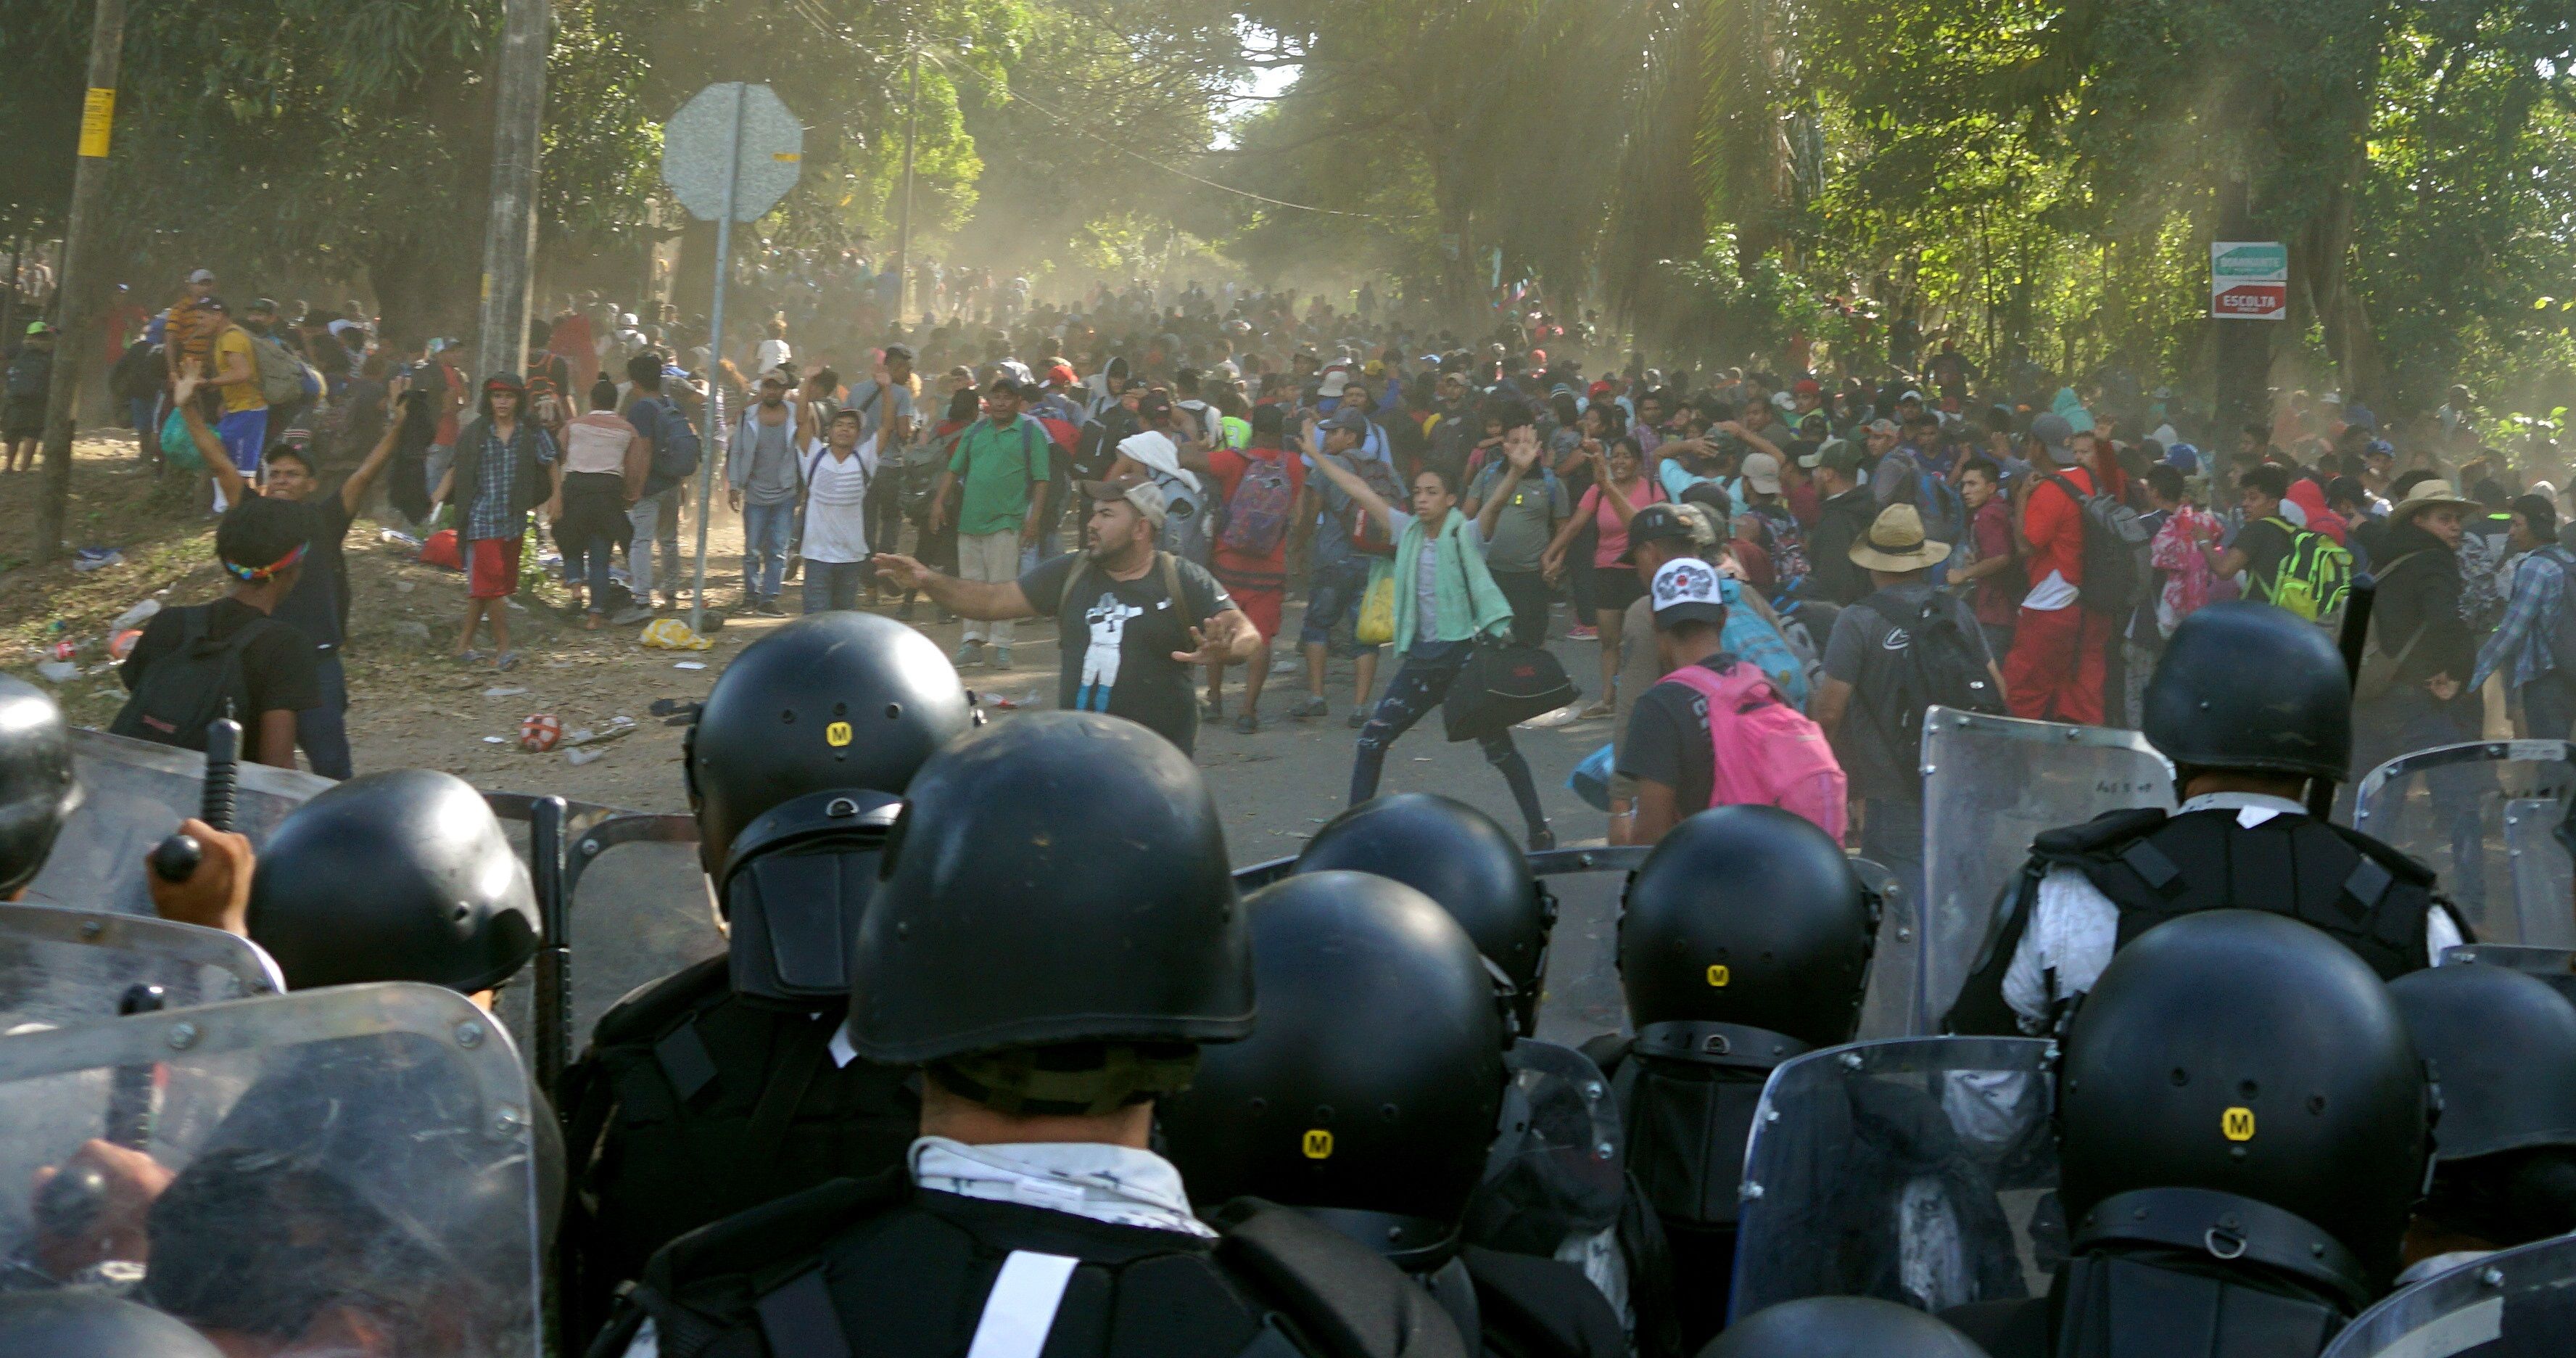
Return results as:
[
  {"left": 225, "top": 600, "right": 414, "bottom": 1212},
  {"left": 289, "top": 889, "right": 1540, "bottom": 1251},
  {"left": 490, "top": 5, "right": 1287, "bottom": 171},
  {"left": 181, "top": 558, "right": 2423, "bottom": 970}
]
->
[
  {"left": 118, "top": 495, "right": 322, "bottom": 768},
  {"left": 875, "top": 476, "right": 1260, "bottom": 753},
  {"left": 2208, "top": 461, "right": 2296, "bottom": 607},
  {"left": 1617, "top": 555, "right": 1739, "bottom": 842},
  {"left": 172, "top": 364, "right": 408, "bottom": 777}
]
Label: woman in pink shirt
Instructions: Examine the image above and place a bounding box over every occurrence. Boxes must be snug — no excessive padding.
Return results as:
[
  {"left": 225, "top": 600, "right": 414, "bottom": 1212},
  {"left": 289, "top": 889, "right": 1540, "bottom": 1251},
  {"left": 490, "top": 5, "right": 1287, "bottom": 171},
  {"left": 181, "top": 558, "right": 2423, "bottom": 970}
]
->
[{"left": 1543, "top": 436, "right": 1665, "bottom": 717}]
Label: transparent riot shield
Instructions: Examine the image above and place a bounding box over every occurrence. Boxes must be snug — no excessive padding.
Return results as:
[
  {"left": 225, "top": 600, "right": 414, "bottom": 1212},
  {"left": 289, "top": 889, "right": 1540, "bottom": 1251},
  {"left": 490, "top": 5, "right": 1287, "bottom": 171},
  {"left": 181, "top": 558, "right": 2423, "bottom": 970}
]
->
[
  {"left": 0, "top": 982, "right": 541, "bottom": 1355},
  {"left": 2440, "top": 944, "right": 2576, "bottom": 1005},
  {"left": 2506, "top": 799, "right": 2576, "bottom": 950},
  {"left": 0, "top": 902, "right": 281, "bottom": 1035},
  {"left": 25, "top": 729, "right": 333, "bottom": 918},
  {"left": 562, "top": 812, "right": 720, "bottom": 1042},
  {"left": 1469, "top": 1038, "right": 1632, "bottom": 1316},
  {"left": 2319, "top": 1232, "right": 2576, "bottom": 1358},
  {"left": 1730, "top": 1036, "right": 2060, "bottom": 1324},
  {"left": 1852, "top": 857, "right": 1917, "bottom": 1040},
  {"left": 2355, "top": 741, "right": 2576, "bottom": 947},
  {"left": 1920, "top": 709, "right": 2176, "bottom": 1032}
]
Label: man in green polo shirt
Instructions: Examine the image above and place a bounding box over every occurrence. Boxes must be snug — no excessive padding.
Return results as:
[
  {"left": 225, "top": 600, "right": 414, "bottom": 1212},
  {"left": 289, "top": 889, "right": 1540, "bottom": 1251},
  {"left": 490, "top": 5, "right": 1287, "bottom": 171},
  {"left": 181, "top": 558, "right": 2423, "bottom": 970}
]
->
[{"left": 929, "top": 374, "right": 1049, "bottom": 668}]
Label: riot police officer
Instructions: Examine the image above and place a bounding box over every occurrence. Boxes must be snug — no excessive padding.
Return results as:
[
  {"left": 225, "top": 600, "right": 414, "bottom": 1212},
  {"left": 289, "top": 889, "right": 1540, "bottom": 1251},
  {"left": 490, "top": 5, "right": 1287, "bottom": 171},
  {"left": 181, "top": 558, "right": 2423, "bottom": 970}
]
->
[
  {"left": 1706, "top": 1297, "right": 1991, "bottom": 1358},
  {"left": 1160, "top": 870, "right": 1627, "bottom": 1358},
  {"left": 0, "top": 674, "right": 76, "bottom": 901},
  {"left": 1947, "top": 910, "right": 2435, "bottom": 1357},
  {"left": 1587, "top": 804, "right": 1882, "bottom": 1351},
  {"left": 2387, "top": 963, "right": 2576, "bottom": 1282},
  {"left": 1295, "top": 792, "right": 1556, "bottom": 1035},
  {"left": 247, "top": 767, "right": 542, "bottom": 997},
  {"left": 588, "top": 712, "right": 1466, "bottom": 1358},
  {"left": 1947, "top": 601, "right": 2464, "bottom": 1037},
  {"left": 556, "top": 611, "right": 976, "bottom": 1338}
]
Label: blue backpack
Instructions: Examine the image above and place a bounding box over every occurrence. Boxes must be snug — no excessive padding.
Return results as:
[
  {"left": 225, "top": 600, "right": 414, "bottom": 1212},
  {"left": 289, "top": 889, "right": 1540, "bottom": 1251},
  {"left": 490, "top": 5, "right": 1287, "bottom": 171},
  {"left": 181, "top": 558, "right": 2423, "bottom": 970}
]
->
[{"left": 1717, "top": 577, "right": 1811, "bottom": 707}]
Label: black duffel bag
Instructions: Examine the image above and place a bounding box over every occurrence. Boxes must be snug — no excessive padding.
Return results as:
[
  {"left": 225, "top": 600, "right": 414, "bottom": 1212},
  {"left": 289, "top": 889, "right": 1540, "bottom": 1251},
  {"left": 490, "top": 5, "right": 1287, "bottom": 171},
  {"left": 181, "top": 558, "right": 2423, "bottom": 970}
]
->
[{"left": 1442, "top": 639, "right": 1579, "bottom": 742}]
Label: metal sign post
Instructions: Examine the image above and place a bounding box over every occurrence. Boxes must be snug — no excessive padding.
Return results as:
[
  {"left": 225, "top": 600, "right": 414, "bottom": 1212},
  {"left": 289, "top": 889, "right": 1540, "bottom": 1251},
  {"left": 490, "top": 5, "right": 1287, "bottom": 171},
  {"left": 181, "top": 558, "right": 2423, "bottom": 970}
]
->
[{"left": 661, "top": 83, "right": 802, "bottom": 634}]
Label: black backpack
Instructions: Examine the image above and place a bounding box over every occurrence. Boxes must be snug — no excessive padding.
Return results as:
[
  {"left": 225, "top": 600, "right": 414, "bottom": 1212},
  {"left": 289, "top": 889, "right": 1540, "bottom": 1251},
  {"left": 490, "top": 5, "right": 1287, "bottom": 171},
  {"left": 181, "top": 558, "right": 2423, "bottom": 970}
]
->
[
  {"left": 109, "top": 606, "right": 287, "bottom": 749},
  {"left": 1859, "top": 587, "right": 2005, "bottom": 752},
  {"left": 2042, "top": 471, "right": 2151, "bottom": 614}
]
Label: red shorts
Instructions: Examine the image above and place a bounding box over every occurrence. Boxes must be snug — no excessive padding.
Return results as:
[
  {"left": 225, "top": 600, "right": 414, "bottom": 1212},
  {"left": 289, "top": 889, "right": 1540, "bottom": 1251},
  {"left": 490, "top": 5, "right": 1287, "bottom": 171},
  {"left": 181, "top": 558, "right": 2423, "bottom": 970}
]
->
[
  {"left": 467, "top": 537, "right": 523, "bottom": 599},
  {"left": 1211, "top": 563, "right": 1284, "bottom": 641}
]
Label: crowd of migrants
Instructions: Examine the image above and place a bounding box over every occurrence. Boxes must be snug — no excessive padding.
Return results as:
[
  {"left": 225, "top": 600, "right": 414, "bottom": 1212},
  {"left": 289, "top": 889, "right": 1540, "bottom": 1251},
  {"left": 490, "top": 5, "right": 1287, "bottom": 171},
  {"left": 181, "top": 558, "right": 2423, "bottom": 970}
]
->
[{"left": 1, "top": 264, "right": 2575, "bottom": 1357}]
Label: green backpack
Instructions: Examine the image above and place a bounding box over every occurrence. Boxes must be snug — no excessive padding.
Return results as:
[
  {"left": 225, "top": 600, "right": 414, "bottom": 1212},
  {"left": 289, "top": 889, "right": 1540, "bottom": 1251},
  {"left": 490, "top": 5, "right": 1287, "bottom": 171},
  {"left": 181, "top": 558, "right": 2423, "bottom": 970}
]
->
[{"left": 2262, "top": 516, "right": 2353, "bottom": 622}]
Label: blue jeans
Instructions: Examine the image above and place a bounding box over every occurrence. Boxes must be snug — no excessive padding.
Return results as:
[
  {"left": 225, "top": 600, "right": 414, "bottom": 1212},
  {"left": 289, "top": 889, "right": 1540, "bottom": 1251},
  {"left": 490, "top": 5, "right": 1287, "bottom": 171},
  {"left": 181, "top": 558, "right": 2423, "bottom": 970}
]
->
[
  {"left": 567, "top": 533, "right": 616, "bottom": 612},
  {"left": 297, "top": 655, "right": 352, "bottom": 781},
  {"left": 1301, "top": 556, "right": 1374, "bottom": 653},
  {"left": 1350, "top": 641, "right": 1549, "bottom": 839},
  {"left": 740, "top": 500, "right": 793, "bottom": 601},
  {"left": 804, "top": 560, "right": 869, "bottom": 613}
]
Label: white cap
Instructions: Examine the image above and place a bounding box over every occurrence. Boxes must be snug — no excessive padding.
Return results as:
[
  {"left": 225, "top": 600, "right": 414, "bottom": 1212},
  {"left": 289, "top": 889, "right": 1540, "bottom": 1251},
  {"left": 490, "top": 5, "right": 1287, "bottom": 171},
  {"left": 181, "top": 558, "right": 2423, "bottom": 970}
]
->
[
  {"left": 1741, "top": 452, "right": 1782, "bottom": 495},
  {"left": 1649, "top": 556, "right": 1730, "bottom": 630}
]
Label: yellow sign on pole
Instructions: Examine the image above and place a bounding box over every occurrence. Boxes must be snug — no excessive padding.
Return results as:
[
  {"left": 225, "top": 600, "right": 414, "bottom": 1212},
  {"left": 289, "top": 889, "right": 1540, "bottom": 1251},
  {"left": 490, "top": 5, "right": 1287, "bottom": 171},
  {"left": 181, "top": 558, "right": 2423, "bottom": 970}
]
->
[{"left": 78, "top": 88, "right": 115, "bottom": 158}]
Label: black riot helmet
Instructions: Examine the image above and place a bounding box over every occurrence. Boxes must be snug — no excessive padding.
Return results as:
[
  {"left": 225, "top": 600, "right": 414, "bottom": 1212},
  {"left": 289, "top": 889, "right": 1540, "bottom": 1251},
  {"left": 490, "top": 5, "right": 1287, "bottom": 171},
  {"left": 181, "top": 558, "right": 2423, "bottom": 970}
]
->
[
  {"left": 0, "top": 674, "right": 76, "bottom": 896},
  {"left": 1619, "top": 806, "right": 1877, "bottom": 1050},
  {"left": 717, "top": 788, "right": 901, "bottom": 1002},
  {"left": 1295, "top": 794, "right": 1553, "bottom": 1035},
  {"left": 1701, "top": 1296, "right": 1991, "bottom": 1358},
  {"left": 687, "top": 611, "right": 975, "bottom": 874},
  {"left": 247, "top": 770, "right": 540, "bottom": 994},
  {"left": 1160, "top": 871, "right": 1508, "bottom": 1266},
  {"left": 2142, "top": 600, "right": 2350, "bottom": 782},
  {"left": 0, "top": 1292, "right": 223, "bottom": 1358},
  {"left": 844, "top": 712, "right": 1252, "bottom": 1082},
  {"left": 2057, "top": 910, "right": 2432, "bottom": 1290},
  {"left": 2390, "top": 963, "right": 2576, "bottom": 1245}
]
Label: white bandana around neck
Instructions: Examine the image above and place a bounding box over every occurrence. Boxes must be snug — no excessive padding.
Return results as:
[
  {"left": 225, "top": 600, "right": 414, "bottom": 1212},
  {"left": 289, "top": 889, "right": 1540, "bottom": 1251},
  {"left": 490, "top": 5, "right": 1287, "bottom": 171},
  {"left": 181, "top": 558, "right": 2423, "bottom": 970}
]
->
[{"left": 909, "top": 1136, "right": 1217, "bottom": 1238}]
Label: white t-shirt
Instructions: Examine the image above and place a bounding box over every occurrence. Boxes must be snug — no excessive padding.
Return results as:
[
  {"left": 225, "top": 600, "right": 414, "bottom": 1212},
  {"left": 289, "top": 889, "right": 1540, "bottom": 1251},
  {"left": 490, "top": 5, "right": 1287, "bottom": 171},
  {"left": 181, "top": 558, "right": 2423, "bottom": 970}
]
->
[
  {"left": 756, "top": 338, "right": 793, "bottom": 376},
  {"left": 798, "top": 440, "right": 878, "bottom": 564}
]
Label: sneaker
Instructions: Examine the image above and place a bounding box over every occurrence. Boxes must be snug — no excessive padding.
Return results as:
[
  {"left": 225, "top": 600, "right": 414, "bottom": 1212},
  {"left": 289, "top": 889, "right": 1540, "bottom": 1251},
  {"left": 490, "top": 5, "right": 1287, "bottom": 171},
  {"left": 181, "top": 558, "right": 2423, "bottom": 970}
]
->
[
  {"left": 1580, "top": 700, "right": 1616, "bottom": 720},
  {"left": 1527, "top": 825, "right": 1556, "bottom": 852},
  {"left": 953, "top": 642, "right": 986, "bottom": 668},
  {"left": 756, "top": 601, "right": 788, "bottom": 618},
  {"left": 1347, "top": 708, "right": 1370, "bottom": 730},
  {"left": 1289, "top": 696, "right": 1329, "bottom": 720},
  {"left": 494, "top": 650, "right": 519, "bottom": 673},
  {"left": 1566, "top": 624, "right": 1598, "bottom": 641},
  {"left": 1203, "top": 699, "right": 1226, "bottom": 722},
  {"left": 1232, "top": 712, "right": 1259, "bottom": 735},
  {"left": 991, "top": 645, "right": 1013, "bottom": 670},
  {"left": 896, "top": 598, "right": 917, "bottom": 622}
]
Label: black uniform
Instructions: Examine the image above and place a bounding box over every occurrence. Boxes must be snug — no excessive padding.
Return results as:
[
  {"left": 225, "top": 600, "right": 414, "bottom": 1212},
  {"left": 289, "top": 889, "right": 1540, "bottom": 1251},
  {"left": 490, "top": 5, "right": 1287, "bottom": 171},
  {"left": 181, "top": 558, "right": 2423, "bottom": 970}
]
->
[
  {"left": 591, "top": 1173, "right": 1466, "bottom": 1358},
  {"left": 1944, "top": 802, "right": 2453, "bottom": 1034}
]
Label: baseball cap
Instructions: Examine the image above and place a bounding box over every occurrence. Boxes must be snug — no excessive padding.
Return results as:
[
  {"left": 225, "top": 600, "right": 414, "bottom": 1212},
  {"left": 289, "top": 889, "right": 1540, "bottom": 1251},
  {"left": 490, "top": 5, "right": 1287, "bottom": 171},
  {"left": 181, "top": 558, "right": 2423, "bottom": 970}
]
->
[
  {"left": 187, "top": 268, "right": 215, "bottom": 284},
  {"left": 1899, "top": 389, "right": 1925, "bottom": 403},
  {"left": 1321, "top": 406, "right": 1368, "bottom": 435},
  {"left": 2028, "top": 412, "right": 2076, "bottom": 459},
  {"left": 1741, "top": 452, "right": 1783, "bottom": 495},
  {"left": 1081, "top": 475, "right": 1167, "bottom": 527},
  {"left": 1649, "top": 556, "right": 1731, "bottom": 630},
  {"left": 247, "top": 297, "right": 278, "bottom": 313},
  {"left": 1865, "top": 418, "right": 1900, "bottom": 437},
  {"left": 22, "top": 321, "right": 49, "bottom": 337},
  {"left": 882, "top": 343, "right": 915, "bottom": 362},
  {"left": 1045, "top": 362, "right": 1077, "bottom": 386},
  {"left": 1618, "top": 503, "right": 1698, "bottom": 563},
  {"left": 1805, "top": 438, "right": 1864, "bottom": 476},
  {"left": 1318, "top": 371, "right": 1351, "bottom": 398},
  {"left": 1793, "top": 379, "right": 1821, "bottom": 396}
]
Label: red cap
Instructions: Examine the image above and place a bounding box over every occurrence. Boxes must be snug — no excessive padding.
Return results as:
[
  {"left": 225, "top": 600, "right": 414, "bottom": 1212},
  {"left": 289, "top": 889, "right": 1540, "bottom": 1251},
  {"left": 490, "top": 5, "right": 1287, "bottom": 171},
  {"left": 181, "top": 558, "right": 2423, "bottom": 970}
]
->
[
  {"left": 1793, "top": 379, "right": 1821, "bottom": 395},
  {"left": 1046, "top": 362, "right": 1077, "bottom": 386}
]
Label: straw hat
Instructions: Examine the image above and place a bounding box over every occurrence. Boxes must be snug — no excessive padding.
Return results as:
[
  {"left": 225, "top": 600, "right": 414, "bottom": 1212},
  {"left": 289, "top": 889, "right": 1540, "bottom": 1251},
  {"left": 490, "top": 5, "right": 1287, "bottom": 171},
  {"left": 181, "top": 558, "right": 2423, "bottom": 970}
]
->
[
  {"left": 1849, "top": 503, "right": 1952, "bottom": 572},
  {"left": 2387, "top": 479, "right": 2479, "bottom": 524}
]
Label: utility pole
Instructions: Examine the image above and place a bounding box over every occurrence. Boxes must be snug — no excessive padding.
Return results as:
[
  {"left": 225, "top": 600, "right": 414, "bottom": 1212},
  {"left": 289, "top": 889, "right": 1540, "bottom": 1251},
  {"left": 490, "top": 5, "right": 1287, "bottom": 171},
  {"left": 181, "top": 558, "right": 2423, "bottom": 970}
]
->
[
  {"left": 895, "top": 48, "right": 920, "bottom": 323},
  {"left": 2211, "top": 170, "right": 2267, "bottom": 491},
  {"left": 34, "top": 0, "right": 125, "bottom": 565},
  {"left": 473, "top": 0, "right": 548, "bottom": 380}
]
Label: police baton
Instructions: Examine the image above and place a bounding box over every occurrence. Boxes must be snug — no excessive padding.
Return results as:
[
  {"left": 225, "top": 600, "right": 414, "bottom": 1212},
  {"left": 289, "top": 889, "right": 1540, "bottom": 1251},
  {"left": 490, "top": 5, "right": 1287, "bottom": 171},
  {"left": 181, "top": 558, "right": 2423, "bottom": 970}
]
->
[
  {"left": 2311, "top": 575, "right": 2378, "bottom": 820},
  {"left": 148, "top": 710, "right": 242, "bottom": 881},
  {"left": 529, "top": 796, "right": 571, "bottom": 1098}
]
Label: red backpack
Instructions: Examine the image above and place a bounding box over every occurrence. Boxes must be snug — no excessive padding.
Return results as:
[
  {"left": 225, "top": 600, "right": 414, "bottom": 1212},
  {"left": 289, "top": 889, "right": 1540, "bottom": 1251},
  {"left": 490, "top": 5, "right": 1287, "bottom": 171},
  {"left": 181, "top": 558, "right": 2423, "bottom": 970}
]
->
[{"left": 1654, "top": 661, "right": 1847, "bottom": 840}]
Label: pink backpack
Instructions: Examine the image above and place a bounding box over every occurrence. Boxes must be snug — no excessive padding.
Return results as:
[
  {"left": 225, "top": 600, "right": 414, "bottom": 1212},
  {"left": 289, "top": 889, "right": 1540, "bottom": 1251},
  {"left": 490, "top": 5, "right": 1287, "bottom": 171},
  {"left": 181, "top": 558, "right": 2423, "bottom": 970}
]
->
[{"left": 1654, "top": 661, "right": 1848, "bottom": 840}]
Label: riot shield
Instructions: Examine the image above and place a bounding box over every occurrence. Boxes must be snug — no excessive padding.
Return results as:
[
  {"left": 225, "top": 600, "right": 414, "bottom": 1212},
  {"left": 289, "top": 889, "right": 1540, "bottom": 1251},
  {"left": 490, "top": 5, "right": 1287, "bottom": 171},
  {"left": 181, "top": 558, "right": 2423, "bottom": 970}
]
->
[
  {"left": 0, "top": 982, "right": 541, "bottom": 1355},
  {"left": 1729, "top": 1036, "right": 2060, "bottom": 1324},
  {"left": 2354, "top": 741, "right": 2576, "bottom": 947},
  {"left": 1469, "top": 1038, "right": 1631, "bottom": 1316},
  {"left": 1852, "top": 856, "right": 1917, "bottom": 1040},
  {"left": 25, "top": 729, "right": 332, "bottom": 918},
  {"left": 2440, "top": 944, "right": 2576, "bottom": 1005},
  {"left": 1920, "top": 709, "right": 2176, "bottom": 1033},
  {"left": 562, "top": 812, "right": 719, "bottom": 1041},
  {"left": 0, "top": 902, "right": 281, "bottom": 1035},
  {"left": 2319, "top": 1232, "right": 2576, "bottom": 1358}
]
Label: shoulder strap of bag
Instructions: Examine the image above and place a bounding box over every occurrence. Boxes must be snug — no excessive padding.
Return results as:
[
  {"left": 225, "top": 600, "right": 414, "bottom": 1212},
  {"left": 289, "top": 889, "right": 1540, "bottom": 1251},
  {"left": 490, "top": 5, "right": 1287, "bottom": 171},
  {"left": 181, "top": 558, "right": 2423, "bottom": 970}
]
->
[{"left": 1158, "top": 551, "right": 1194, "bottom": 635}]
